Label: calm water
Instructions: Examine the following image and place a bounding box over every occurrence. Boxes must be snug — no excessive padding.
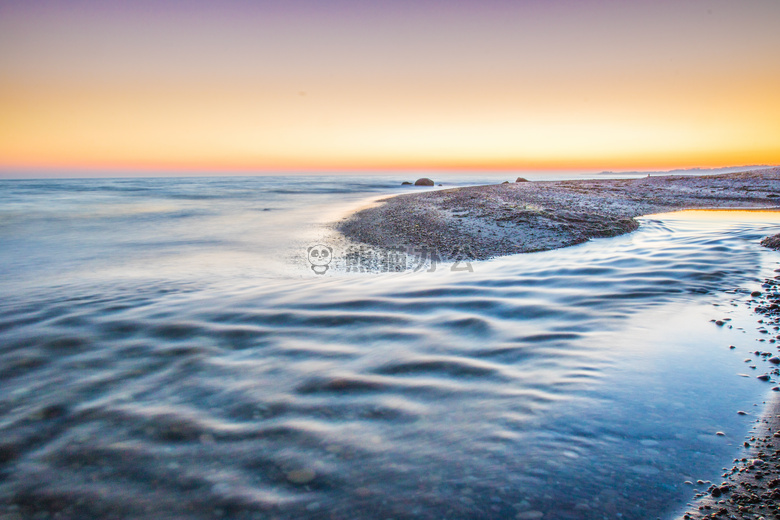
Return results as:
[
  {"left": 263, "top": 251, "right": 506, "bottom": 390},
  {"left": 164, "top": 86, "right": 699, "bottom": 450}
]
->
[{"left": 1, "top": 176, "right": 779, "bottom": 520}]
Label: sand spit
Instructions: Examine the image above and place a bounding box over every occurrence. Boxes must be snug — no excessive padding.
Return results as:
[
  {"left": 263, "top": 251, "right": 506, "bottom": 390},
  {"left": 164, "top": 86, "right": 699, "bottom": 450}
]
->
[{"left": 337, "top": 167, "right": 780, "bottom": 260}]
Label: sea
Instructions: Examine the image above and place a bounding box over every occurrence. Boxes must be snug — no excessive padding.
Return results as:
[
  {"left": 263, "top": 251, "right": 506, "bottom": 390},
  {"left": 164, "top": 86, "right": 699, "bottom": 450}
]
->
[{"left": 1, "top": 173, "right": 779, "bottom": 520}]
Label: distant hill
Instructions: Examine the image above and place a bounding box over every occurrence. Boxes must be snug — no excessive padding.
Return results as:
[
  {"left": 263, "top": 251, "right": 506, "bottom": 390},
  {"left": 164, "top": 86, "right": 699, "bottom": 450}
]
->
[{"left": 597, "top": 165, "right": 777, "bottom": 177}]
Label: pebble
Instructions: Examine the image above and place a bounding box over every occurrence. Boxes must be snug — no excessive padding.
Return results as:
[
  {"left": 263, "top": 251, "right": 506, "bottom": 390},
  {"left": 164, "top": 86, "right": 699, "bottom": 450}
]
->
[{"left": 286, "top": 468, "right": 316, "bottom": 484}]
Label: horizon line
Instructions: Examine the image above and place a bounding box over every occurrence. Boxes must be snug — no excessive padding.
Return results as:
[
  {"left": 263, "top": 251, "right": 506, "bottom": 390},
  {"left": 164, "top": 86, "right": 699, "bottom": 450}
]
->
[{"left": 1, "top": 164, "right": 777, "bottom": 180}]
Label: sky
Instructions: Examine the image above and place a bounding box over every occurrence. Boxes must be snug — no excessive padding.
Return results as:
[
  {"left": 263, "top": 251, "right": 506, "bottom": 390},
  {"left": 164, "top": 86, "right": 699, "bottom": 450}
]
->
[{"left": 1, "top": 0, "right": 779, "bottom": 175}]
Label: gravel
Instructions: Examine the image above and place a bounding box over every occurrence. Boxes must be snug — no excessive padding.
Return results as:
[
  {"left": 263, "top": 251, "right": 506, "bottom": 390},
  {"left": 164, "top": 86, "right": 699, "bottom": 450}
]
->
[{"left": 337, "top": 167, "right": 780, "bottom": 261}]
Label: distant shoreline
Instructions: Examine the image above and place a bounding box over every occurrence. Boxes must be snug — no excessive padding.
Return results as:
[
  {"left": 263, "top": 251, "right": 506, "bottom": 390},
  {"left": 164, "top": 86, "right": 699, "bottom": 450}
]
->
[{"left": 337, "top": 167, "right": 780, "bottom": 261}]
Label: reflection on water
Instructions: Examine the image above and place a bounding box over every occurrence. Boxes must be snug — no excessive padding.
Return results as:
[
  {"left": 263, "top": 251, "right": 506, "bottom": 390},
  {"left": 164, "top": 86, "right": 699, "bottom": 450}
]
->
[{"left": 0, "top": 177, "right": 779, "bottom": 519}]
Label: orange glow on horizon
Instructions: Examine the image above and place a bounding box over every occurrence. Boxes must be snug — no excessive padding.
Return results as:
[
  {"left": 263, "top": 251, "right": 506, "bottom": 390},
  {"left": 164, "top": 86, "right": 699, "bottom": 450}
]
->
[{"left": 2, "top": 1, "right": 780, "bottom": 176}]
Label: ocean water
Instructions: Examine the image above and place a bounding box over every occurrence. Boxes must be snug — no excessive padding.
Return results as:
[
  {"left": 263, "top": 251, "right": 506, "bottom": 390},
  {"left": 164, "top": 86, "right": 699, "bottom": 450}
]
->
[{"left": 1, "top": 175, "right": 779, "bottom": 520}]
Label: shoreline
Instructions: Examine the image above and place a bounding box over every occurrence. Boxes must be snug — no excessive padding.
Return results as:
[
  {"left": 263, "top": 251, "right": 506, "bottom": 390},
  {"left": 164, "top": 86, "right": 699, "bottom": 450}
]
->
[
  {"left": 337, "top": 167, "right": 780, "bottom": 261},
  {"left": 337, "top": 168, "right": 780, "bottom": 518},
  {"left": 674, "top": 267, "right": 780, "bottom": 520},
  {"left": 674, "top": 400, "right": 780, "bottom": 520}
]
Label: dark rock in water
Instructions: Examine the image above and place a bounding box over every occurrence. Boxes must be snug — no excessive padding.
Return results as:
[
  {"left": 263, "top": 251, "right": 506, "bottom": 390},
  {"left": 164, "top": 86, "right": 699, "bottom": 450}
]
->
[
  {"left": 515, "top": 177, "right": 530, "bottom": 182},
  {"left": 438, "top": 184, "right": 443, "bottom": 186},
  {"left": 401, "top": 181, "right": 412, "bottom": 185},
  {"left": 769, "top": 356, "right": 780, "bottom": 364},
  {"left": 36, "top": 404, "right": 68, "bottom": 420},
  {"left": 414, "top": 178, "right": 435, "bottom": 186},
  {"left": 751, "top": 291, "right": 762, "bottom": 297},
  {"left": 761, "top": 233, "right": 780, "bottom": 250},
  {"left": 502, "top": 181, "right": 509, "bottom": 184},
  {"left": 757, "top": 374, "right": 771, "bottom": 381}
]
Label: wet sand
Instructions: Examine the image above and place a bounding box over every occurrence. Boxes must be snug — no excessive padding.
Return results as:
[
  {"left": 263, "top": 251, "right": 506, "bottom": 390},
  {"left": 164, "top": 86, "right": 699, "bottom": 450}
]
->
[{"left": 337, "top": 167, "right": 780, "bottom": 260}]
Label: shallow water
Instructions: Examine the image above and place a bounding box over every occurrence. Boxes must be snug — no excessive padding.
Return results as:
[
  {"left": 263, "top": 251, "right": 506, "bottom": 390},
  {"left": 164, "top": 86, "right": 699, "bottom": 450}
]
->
[{"left": 1, "top": 177, "right": 779, "bottom": 519}]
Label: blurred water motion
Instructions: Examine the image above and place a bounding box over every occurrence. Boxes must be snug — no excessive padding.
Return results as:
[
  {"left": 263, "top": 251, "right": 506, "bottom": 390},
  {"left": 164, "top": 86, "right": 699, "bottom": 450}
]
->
[{"left": 0, "top": 176, "right": 778, "bottom": 519}]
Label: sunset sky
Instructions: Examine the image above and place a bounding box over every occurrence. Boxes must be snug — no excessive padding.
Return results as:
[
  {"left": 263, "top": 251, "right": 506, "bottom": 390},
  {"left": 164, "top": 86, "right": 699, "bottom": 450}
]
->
[{"left": 1, "top": 0, "right": 779, "bottom": 175}]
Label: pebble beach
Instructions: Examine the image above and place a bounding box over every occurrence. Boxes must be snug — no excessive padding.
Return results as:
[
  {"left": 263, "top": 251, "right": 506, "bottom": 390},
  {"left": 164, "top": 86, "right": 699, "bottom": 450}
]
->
[
  {"left": 338, "top": 168, "right": 780, "bottom": 261},
  {"left": 675, "top": 260, "right": 780, "bottom": 520}
]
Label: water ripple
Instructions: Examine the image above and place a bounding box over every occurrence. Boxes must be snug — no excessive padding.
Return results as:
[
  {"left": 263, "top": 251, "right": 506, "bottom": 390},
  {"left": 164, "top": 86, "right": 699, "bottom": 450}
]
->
[{"left": 1, "top": 209, "right": 779, "bottom": 519}]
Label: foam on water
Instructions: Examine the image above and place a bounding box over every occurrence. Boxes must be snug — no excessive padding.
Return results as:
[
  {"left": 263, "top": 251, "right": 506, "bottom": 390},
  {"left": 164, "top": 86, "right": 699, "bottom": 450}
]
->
[{"left": 1, "top": 177, "right": 779, "bottom": 519}]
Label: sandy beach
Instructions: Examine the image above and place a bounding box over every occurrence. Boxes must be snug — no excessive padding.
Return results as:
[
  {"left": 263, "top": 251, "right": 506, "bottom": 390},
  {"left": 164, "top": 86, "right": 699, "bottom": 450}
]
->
[{"left": 338, "top": 168, "right": 780, "bottom": 261}]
